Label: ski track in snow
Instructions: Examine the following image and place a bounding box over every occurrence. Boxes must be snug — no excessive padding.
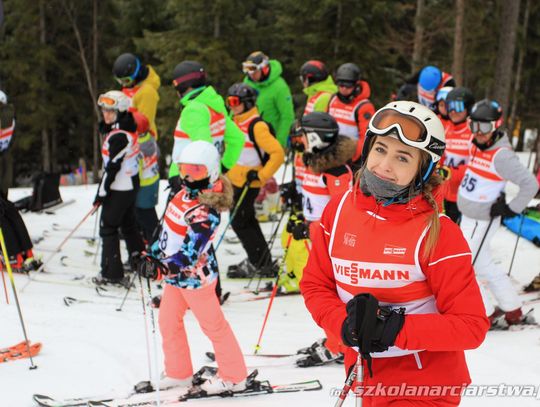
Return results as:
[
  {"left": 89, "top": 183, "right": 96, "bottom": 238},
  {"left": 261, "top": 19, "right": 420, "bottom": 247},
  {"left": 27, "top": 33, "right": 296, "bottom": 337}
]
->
[{"left": 2, "top": 159, "right": 540, "bottom": 406}]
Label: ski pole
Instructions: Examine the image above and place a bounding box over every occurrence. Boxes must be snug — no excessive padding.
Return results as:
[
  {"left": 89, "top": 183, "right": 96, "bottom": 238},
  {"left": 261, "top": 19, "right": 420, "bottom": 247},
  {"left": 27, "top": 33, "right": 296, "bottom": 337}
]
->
[
  {"left": 334, "top": 353, "right": 361, "bottom": 407},
  {"left": 145, "top": 277, "right": 161, "bottom": 406},
  {"left": 36, "top": 204, "right": 100, "bottom": 274},
  {"left": 253, "top": 233, "right": 293, "bottom": 355},
  {"left": 507, "top": 214, "right": 525, "bottom": 276},
  {"left": 0, "top": 260, "right": 9, "bottom": 304},
  {"left": 214, "top": 183, "right": 250, "bottom": 252},
  {"left": 137, "top": 273, "right": 154, "bottom": 391},
  {"left": 0, "top": 227, "right": 38, "bottom": 369},
  {"left": 472, "top": 218, "right": 494, "bottom": 266},
  {"left": 116, "top": 271, "right": 138, "bottom": 312}
]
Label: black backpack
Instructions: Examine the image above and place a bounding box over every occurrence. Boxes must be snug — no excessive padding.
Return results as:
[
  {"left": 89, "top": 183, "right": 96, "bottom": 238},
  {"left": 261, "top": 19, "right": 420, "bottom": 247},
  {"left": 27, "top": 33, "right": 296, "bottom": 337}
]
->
[{"left": 247, "top": 117, "right": 276, "bottom": 166}]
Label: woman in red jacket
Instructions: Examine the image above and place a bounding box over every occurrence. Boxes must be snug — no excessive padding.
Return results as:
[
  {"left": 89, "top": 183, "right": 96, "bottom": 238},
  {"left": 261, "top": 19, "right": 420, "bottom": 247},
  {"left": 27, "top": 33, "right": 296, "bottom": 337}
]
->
[{"left": 300, "top": 101, "right": 489, "bottom": 406}]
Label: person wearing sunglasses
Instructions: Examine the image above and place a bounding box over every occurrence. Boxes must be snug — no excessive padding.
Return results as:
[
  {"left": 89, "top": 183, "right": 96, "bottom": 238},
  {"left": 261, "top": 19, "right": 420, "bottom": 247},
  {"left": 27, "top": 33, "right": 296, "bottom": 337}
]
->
[
  {"left": 300, "top": 60, "right": 337, "bottom": 115},
  {"left": 137, "top": 140, "right": 248, "bottom": 396},
  {"left": 438, "top": 87, "right": 475, "bottom": 224},
  {"left": 112, "top": 53, "right": 160, "bottom": 138},
  {"left": 457, "top": 99, "right": 539, "bottom": 329},
  {"left": 301, "top": 101, "right": 489, "bottom": 405},
  {"left": 168, "top": 61, "right": 244, "bottom": 198},
  {"left": 94, "top": 90, "right": 145, "bottom": 286},
  {"left": 284, "top": 112, "right": 355, "bottom": 367},
  {"left": 242, "top": 51, "right": 294, "bottom": 148},
  {"left": 224, "top": 83, "right": 284, "bottom": 279},
  {"left": 327, "top": 63, "right": 376, "bottom": 166}
]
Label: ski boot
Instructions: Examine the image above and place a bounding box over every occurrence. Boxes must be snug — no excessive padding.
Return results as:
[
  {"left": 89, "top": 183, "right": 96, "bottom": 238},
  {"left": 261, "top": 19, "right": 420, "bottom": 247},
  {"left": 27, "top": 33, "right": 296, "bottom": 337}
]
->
[
  {"left": 92, "top": 274, "right": 132, "bottom": 289},
  {"left": 524, "top": 274, "right": 540, "bottom": 293},
  {"left": 490, "top": 308, "right": 538, "bottom": 330},
  {"left": 227, "top": 258, "right": 256, "bottom": 278},
  {"left": 295, "top": 338, "right": 343, "bottom": 367}
]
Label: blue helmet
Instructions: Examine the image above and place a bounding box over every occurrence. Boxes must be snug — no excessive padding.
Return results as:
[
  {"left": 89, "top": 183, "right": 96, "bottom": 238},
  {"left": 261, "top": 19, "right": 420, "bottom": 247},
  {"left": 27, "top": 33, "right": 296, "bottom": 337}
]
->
[{"left": 419, "top": 66, "right": 442, "bottom": 91}]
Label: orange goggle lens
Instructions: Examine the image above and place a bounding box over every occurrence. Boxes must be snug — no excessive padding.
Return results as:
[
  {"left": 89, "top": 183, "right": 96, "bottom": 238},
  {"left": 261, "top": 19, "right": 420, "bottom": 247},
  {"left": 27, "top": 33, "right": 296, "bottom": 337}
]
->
[
  {"left": 179, "top": 163, "right": 208, "bottom": 181},
  {"left": 226, "top": 96, "right": 242, "bottom": 107},
  {"left": 370, "top": 109, "right": 427, "bottom": 142},
  {"left": 98, "top": 96, "right": 117, "bottom": 108}
]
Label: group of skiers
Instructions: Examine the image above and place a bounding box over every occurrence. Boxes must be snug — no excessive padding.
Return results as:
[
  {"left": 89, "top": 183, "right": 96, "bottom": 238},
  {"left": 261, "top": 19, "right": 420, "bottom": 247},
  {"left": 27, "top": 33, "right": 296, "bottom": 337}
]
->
[{"left": 1, "top": 49, "right": 539, "bottom": 403}]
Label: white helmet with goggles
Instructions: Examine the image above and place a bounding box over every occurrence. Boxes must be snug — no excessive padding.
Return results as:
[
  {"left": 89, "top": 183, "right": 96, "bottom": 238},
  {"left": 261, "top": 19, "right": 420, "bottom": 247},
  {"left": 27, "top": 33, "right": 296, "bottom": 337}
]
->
[
  {"left": 174, "top": 140, "right": 220, "bottom": 184},
  {"left": 363, "top": 101, "right": 446, "bottom": 182},
  {"left": 97, "top": 90, "right": 131, "bottom": 112}
]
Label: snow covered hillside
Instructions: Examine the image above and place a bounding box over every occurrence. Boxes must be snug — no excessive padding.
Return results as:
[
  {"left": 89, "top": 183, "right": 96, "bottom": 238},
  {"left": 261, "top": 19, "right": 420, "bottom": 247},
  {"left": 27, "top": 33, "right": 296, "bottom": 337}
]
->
[{"left": 2, "top": 158, "right": 540, "bottom": 406}]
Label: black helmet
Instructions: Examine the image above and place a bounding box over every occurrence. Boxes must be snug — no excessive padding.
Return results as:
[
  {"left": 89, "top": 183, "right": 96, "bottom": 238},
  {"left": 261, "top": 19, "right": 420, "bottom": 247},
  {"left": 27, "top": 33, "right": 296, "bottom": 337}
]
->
[
  {"left": 335, "top": 63, "right": 361, "bottom": 85},
  {"left": 227, "top": 83, "right": 258, "bottom": 111},
  {"left": 113, "top": 53, "right": 142, "bottom": 86},
  {"left": 300, "top": 112, "right": 339, "bottom": 153},
  {"left": 470, "top": 99, "right": 503, "bottom": 122},
  {"left": 445, "top": 87, "right": 475, "bottom": 116},
  {"left": 172, "top": 61, "right": 207, "bottom": 95},
  {"left": 300, "top": 60, "right": 328, "bottom": 86}
]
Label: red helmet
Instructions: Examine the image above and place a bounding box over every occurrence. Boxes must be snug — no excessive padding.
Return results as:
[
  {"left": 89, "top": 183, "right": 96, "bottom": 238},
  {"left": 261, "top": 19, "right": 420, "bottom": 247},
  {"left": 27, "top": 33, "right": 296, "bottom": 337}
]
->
[{"left": 300, "top": 60, "right": 328, "bottom": 86}]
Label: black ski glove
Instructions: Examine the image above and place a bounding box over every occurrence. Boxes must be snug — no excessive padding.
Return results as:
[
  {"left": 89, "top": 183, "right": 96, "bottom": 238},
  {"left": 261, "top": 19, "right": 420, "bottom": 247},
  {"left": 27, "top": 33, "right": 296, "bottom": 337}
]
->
[
  {"left": 341, "top": 293, "right": 405, "bottom": 353},
  {"left": 286, "top": 213, "right": 309, "bottom": 240},
  {"left": 490, "top": 196, "right": 519, "bottom": 220},
  {"left": 246, "top": 169, "right": 259, "bottom": 183},
  {"left": 221, "top": 163, "right": 230, "bottom": 175},
  {"left": 291, "top": 221, "right": 309, "bottom": 240},
  {"left": 137, "top": 254, "right": 168, "bottom": 280},
  {"left": 280, "top": 182, "right": 301, "bottom": 209},
  {"left": 93, "top": 194, "right": 105, "bottom": 207}
]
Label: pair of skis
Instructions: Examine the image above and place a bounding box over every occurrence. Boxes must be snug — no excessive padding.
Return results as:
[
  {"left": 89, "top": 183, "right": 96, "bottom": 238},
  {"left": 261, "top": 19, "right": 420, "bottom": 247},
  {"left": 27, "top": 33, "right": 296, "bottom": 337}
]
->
[
  {"left": 0, "top": 340, "right": 42, "bottom": 363},
  {"left": 33, "top": 367, "right": 322, "bottom": 406}
]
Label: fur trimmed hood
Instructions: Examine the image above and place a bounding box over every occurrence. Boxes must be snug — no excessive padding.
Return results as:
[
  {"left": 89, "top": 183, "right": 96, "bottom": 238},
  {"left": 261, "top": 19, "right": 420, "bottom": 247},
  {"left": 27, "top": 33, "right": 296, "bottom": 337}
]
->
[
  {"left": 304, "top": 136, "right": 357, "bottom": 174},
  {"left": 198, "top": 175, "right": 234, "bottom": 212}
]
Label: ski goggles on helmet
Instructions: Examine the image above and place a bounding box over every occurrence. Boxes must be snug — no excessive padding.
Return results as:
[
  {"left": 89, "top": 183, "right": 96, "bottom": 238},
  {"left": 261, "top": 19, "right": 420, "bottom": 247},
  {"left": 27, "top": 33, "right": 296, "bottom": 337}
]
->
[
  {"left": 242, "top": 62, "right": 260, "bottom": 74},
  {"left": 226, "top": 95, "right": 242, "bottom": 107},
  {"left": 469, "top": 120, "right": 496, "bottom": 134},
  {"left": 179, "top": 163, "right": 209, "bottom": 181},
  {"left": 446, "top": 100, "right": 466, "bottom": 113},
  {"left": 337, "top": 81, "right": 355, "bottom": 88},
  {"left": 97, "top": 95, "right": 120, "bottom": 110},
  {"left": 368, "top": 108, "right": 444, "bottom": 163}
]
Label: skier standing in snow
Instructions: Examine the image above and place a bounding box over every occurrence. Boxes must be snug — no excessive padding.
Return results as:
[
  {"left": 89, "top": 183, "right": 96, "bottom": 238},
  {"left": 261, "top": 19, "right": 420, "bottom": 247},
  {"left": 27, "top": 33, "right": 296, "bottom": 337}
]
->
[
  {"left": 439, "top": 87, "right": 475, "bottom": 224},
  {"left": 94, "top": 91, "right": 145, "bottom": 285},
  {"left": 288, "top": 112, "right": 355, "bottom": 366},
  {"left": 457, "top": 99, "right": 539, "bottom": 328},
  {"left": 167, "top": 61, "right": 244, "bottom": 194},
  {"left": 224, "top": 83, "right": 284, "bottom": 278},
  {"left": 113, "top": 53, "right": 161, "bottom": 243},
  {"left": 301, "top": 101, "right": 489, "bottom": 405},
  {"left": 139, "top": 141, "right": 248, "bottom": 395},
  {"left": 327, "top": 62, "right": 375, "bottom": 166}
]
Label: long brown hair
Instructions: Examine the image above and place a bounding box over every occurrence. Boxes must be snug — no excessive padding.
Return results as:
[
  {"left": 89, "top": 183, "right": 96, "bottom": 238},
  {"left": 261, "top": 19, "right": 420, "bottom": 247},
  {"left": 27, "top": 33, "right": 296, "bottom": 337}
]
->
[{"left": 354, "top": 136, "right": 443, "bottom": 259}]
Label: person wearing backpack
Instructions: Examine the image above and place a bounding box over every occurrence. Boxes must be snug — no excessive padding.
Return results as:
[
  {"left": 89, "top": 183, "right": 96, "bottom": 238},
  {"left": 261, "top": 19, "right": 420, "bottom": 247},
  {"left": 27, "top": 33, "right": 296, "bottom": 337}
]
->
[{"left": 225, "top": 83, "right": 285, "bottom": 278}]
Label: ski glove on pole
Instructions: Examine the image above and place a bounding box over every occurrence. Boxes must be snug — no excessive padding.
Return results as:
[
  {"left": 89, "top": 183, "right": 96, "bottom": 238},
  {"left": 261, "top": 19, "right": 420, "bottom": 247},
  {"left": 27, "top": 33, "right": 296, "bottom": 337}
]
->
[
  {"left": 286, "top": 213, "right": 309, "bottom": 240},
  {"left": 136, "top": 254, "right": 168, "bottom": 280},
  {"left": 341, "top": 293, "right": 405, "bottom": 359},
  {"left": 437, "top": 165, "right": 452, "bottom": 181},
  {"left": 246, "top": 169, "right": 260, "bottom": 183},
  {"left": 490, "top": 195, "right": 519, "bottom": 220}
]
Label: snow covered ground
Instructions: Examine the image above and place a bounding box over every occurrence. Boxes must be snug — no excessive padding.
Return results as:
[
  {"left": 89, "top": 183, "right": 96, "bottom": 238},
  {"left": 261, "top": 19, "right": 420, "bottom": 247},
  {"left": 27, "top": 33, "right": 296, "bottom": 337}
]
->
[{"left": 2, "top": 157, "right": 540, "bottom": 406}]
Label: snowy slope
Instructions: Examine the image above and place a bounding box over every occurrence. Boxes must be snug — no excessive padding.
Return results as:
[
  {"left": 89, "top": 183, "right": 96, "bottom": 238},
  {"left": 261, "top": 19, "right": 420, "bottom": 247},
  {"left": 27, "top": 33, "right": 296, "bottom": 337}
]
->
[{"left": 2, "top": 158, "right": 540, "bottom": 407}]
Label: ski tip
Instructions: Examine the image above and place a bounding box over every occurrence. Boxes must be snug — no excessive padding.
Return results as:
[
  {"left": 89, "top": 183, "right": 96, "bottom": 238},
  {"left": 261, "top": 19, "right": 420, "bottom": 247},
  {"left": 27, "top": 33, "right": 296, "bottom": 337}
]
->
[{"left": 205, "top": 351, "right": 216, "bottom": 361}]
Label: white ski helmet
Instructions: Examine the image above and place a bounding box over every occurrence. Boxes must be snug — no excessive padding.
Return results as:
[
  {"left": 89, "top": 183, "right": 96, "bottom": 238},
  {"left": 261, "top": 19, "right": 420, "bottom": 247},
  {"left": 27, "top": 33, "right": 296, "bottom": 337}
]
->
[
  {"left": 363, "top": 100, "right": 446, "bottom": 182},
  {"left": 0, "top": 90, "right": 7, "bottom": 105},
  {"left": 97, "top": 90, "right": 131, "bottom": 112},
  {"left": 175, "top": 141, "right": 221, "bottom": 184}
]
